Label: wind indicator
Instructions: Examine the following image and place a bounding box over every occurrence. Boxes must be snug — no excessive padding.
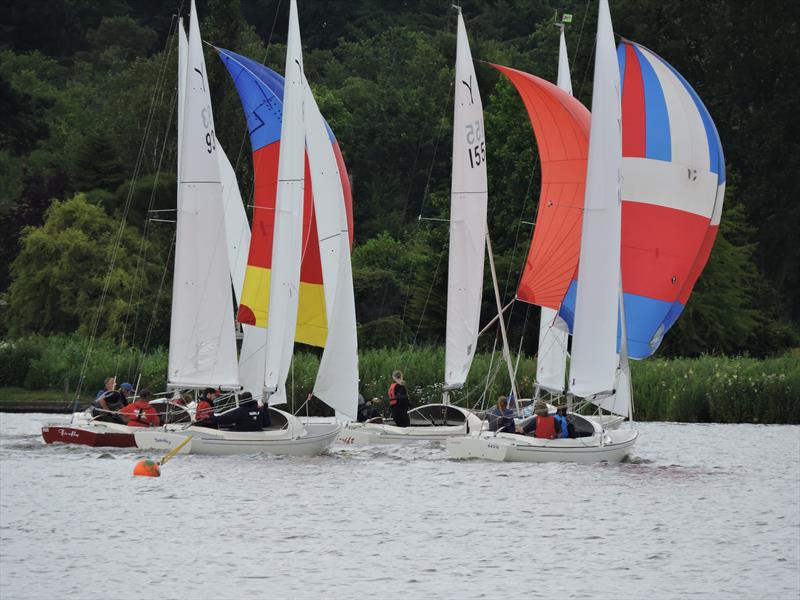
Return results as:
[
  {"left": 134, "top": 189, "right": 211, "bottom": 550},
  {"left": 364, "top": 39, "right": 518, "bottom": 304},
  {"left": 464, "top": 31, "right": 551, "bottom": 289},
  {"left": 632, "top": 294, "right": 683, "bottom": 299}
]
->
[{"left": 132, "top": 435, "right": 192, "bottom": 477}]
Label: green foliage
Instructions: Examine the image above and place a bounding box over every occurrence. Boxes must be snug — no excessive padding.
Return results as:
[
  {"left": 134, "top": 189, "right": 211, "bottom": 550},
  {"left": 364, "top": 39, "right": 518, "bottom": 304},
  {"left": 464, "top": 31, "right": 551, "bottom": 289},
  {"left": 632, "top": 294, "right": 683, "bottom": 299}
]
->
[
  {"left": 4, "top": 194, "right": 168, "bottom": 343},
  {"left": 0, "top": 0, "right": 796, "bottom": 360},
  {"left": 4, "top": 336, "right": 796, "bottom": 423},
  {"left": 0, "top": 334, "right": 166, "bottom": 394}
]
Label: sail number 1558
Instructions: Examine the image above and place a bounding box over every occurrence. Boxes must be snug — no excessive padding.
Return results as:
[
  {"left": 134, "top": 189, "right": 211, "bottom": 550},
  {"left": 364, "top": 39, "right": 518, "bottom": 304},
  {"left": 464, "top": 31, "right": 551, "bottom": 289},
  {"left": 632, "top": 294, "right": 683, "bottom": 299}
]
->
[{"left": 465, "top": 120, "right": 485, "bottom": 168}]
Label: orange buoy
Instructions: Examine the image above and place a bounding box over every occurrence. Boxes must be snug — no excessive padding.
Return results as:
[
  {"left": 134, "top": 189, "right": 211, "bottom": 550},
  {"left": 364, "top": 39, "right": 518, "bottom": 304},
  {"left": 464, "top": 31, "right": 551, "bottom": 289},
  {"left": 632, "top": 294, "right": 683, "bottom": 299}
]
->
[{"left": 133, "top": 459, "right": 161, "bottom": 477}]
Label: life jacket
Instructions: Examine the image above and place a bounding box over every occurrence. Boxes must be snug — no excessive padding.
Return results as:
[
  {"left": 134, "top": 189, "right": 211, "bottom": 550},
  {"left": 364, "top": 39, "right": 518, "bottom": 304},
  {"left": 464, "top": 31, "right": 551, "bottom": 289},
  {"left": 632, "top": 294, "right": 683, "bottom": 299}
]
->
[
  {"left": 388, "top": 382, "right": 398, "bottom": 406},
  {"left": 196, "top": 400, "right": 214, "bottom": 422},
  {"left": 554, "top": 414, "right": 568, "bottom": 438},
  {"left": 122, "top": 401, "right": 157, "bottom": 427},
  {"left": 534, "top": 415, "right": 556, "bottom": 439}
]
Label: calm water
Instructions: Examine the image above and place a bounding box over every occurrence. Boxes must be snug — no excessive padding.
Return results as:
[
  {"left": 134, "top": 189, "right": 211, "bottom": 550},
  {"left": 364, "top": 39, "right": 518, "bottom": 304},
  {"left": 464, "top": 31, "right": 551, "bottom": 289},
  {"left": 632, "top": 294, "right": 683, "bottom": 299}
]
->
[{"left": 1, "top": 413, "right": 798, "bottom": 599}]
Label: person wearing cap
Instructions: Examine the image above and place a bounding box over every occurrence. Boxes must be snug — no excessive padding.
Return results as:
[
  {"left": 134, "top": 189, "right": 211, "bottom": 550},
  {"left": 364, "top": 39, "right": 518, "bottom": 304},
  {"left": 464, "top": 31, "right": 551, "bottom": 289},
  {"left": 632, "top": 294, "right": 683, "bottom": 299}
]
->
[
  {"left": 119, "top": 388, "right": 160, "bottom": 427},
  {"left": 517, "top": 402, "right": 561, "bottom": 439},
  {"left": 387, "top": 370, "right": 410, "bottom": 427},
  {"left": 90, "top": 380, "right": 130, "bottom": 422},
  {"left": 487, "top": 396, "right": 515, "bottom": 433}
]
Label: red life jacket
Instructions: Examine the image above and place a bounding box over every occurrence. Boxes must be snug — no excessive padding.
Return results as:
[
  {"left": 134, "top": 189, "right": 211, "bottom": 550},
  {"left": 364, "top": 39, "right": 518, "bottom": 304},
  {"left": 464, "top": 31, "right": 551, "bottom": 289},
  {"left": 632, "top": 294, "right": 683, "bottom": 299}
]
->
[
  {"left": 388, "top": 382, "right": 398, "bottom": 406},
  {"left": 121, "top": 400, "right": 159, "bottom": 427},
  {"left": 196, "top": 400, "right": 214, "bottom": 421},
  {"left": 534, "top": 415, "right": 556, "bottom": 439}
]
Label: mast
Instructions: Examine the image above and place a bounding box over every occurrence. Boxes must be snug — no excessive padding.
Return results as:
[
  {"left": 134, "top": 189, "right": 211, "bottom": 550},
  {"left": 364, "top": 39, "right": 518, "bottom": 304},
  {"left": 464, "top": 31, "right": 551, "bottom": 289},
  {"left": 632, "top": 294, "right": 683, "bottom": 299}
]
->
[
  {"left": 486, "top": 232, "right": 519, "bottom": 406},
  {"left": 168, "top": 0, "right": 239, "bottom": 390},
  {"left": 443, "top": 7, "right": 488, "bottom": 404},
  {"left": 535, "top": 20, "right": 572, "bottom": 396},
  {"left": 263, "top": 0, "right": 305, "bottom": 404},
  {"left": 567, "top": 0, "right": 622, "bottom": 398}
]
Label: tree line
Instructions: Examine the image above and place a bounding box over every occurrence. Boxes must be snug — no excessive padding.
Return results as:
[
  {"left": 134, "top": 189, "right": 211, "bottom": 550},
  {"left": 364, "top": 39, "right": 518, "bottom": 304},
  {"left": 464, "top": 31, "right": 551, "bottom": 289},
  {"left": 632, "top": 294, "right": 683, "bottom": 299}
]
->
[{"left": 0, "top": 0, "right": 797, "bottom": 360}]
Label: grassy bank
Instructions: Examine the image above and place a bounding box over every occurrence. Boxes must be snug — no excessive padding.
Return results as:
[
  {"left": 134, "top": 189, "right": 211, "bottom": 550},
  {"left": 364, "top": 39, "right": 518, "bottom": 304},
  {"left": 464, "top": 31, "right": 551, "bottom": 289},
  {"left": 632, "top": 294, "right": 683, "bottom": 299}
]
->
[{"left": 1, "top": 336, "right": 797, "bottom": 423}]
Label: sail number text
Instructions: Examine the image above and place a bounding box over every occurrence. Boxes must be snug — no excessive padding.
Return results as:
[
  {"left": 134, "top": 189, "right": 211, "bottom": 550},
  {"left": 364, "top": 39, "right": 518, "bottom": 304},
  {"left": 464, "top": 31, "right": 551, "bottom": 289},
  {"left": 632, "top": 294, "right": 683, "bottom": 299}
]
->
[{"left": 465, "top": 120, "right": 485, "bottom": 168}]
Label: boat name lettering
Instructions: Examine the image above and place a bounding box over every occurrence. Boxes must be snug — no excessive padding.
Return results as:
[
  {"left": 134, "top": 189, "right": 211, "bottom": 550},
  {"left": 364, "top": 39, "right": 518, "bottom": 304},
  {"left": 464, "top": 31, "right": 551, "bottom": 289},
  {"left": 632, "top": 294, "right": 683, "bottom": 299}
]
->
[{"left": 58, "top": 429, "right": 80, "bottom": 439}]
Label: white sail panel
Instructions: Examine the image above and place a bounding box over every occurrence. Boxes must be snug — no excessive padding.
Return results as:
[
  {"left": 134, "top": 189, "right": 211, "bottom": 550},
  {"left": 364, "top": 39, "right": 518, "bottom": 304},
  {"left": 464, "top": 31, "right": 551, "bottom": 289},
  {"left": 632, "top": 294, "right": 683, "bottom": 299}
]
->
[
  {"left": 168, "top": 0, "right": 239, "bottom": 389},
  {"left": 557, "top": 26, "right": 573, "bottom": 95},
  {"left": 217, "top": 144, "right": 250, "bottom": 303},
  {"left": 303, "top": 76, "right": 359, "bottom": 420},
  {"left": 444, "top": 11, "right": 488, "bottom": 390},
  {"left": 263, "top": 0, "right": 304, "bottom": 403},
  {"left": 536, "top": 308, "right": 567, "bottom": 393},
  {"left": 567, "top": 0, "right": 622, "bottom": 398}
]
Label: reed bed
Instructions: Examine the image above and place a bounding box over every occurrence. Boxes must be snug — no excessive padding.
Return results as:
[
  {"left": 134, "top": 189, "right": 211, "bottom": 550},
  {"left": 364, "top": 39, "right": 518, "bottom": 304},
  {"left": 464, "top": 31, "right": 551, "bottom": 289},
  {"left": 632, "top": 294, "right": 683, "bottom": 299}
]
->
[{"left": 0, "top": 337, "right": 796, "bottom": 423}]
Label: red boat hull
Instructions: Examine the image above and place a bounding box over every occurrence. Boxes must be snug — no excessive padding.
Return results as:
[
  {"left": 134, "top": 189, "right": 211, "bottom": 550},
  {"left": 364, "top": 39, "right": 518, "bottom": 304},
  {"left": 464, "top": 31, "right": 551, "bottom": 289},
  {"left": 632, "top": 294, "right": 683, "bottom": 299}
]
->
[{"left": 41, "top": 425, "right": 136, "bottom": 448}]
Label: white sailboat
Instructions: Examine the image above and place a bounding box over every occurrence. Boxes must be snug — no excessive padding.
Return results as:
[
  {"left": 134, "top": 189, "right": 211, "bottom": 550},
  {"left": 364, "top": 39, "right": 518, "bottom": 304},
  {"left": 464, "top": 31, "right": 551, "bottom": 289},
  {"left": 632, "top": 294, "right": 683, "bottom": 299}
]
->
[
  {"left": 339, "top": 7, "right": 485, "bottom": 444},
  {"left": 448, "top": 0, "right": 638, "bottom": 463},
  {"left": 135, "top": 0, "right": 354, "bottom": 455},
  {"left": 531, "top": 19, "right": 628, "bottom": 430}
]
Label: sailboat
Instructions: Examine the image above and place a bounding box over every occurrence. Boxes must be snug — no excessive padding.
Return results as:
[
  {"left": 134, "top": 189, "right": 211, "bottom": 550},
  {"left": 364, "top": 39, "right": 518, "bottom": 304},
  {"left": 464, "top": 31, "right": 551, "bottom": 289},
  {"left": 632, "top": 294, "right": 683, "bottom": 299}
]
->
[
  {"left": 449, "top": 0, "right": 725, "bottom": 462},
  {"left": 338, "top": 7, "right": 487, "bottom": 444},
  {"left": 448, "top": 0, "right": 637, "bottom": 462},
  {"left": 134, "top": 0, "right": 356, "bottom": 455}
]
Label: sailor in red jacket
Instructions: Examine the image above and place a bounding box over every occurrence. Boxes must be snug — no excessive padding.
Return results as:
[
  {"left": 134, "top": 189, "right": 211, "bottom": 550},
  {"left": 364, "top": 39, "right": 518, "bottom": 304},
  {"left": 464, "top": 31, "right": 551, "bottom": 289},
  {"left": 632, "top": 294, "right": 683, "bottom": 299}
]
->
[
  {"left": 518, "top": 402, "right": 561, "bottom": 439},
  {"left": 119, "top": 388, "right": 160, "bottom": 427}
]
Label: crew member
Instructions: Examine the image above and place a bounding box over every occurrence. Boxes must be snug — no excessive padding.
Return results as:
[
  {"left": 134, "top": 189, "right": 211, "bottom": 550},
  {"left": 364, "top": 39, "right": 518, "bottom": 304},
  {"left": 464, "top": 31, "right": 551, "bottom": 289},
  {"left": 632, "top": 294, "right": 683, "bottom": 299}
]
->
[
  {"left": 209, "top": 392, "right": 269, "bottom": 431},
  {"left": 518, "top": 402, "right": 561, "bottom": 439},
  {"left": 119, "top": 389, "right": 160, "bottom": 427},
  {"left": 387, "top": 370, "right": 410, "bottom": 427}
]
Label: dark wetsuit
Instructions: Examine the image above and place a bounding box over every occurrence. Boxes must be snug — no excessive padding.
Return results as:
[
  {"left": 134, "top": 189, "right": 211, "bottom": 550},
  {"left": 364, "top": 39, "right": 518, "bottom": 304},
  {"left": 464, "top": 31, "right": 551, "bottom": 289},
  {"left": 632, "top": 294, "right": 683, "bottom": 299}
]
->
[
  {"left": 389, "top": 383, "right": 410, "bottom": 428},
  {"left": 210, "top": 400, "right": 270, "bottom": 431}
]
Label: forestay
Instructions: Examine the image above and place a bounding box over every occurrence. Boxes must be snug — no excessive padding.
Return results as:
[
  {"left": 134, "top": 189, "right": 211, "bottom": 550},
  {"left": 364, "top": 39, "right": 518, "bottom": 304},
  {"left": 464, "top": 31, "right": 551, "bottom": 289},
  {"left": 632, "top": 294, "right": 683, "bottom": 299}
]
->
[{"left": 263, "top": 0, "right": 305, "bottom": 403}]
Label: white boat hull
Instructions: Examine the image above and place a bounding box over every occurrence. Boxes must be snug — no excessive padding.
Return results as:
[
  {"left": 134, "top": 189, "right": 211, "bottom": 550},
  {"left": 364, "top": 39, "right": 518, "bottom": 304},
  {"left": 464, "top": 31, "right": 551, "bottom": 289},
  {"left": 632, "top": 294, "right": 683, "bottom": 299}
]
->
[
  {"left": 338, "top": 404, "right": 483, "bottom": 445},
  {"left": 134, "top": 422, "right": 341, "bottom": 457},
  {"left": 446, "top": 429, "right": 638, "bottom": 463},
  {"left": 339, "top": 422, "right": 469, "bottom": 445}
]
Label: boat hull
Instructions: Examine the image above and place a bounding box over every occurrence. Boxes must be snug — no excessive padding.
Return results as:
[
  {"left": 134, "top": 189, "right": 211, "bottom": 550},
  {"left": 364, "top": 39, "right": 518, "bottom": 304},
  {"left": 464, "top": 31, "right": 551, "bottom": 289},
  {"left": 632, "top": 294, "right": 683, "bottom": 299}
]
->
[
  {"left": 446, "top": 429, "right": 638, "bottom": 463},
  {"left": 41, "top": 421, "right": 137, "bottom": 448},
  {"left": 338, "top": 422, "right": 469, "bottom": 445},
  {"left": 134, "top": 422, "right": 341, "bottom": 457}
]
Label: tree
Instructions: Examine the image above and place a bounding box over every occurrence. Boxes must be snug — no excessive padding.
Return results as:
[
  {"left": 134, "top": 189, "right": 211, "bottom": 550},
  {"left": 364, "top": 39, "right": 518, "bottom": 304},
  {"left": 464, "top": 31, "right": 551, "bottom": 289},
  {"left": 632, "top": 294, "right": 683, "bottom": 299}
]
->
[{"left": 5, "top": 194, "right": 167, "bottom": 343}]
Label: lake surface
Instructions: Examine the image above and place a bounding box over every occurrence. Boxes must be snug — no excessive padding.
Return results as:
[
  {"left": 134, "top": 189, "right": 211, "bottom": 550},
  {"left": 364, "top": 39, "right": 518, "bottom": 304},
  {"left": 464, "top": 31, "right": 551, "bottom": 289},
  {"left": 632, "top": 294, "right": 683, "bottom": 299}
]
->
[{"left": 1, "top": 413, "right": 798, "bottom": 599}]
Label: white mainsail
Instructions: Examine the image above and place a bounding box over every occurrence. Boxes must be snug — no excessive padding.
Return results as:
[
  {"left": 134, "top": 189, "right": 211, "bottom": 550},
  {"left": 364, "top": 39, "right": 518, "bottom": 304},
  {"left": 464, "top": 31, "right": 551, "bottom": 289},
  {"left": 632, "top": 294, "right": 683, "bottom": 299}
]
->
[
  {"left": 567, "top": 0, "right": 622, "bottom": 398},
  {"left": 535, "top": 25, "right": 571, "bottom": 394},
  {"left": 303, "top": 75, "right": 359, "bottom": 421},
  {"left": 444, "top": 10, "right": 488, "bottom": 393},
  {"left": 263, "top": 0, "right": 305, "bottom": 403},
  {"left": 168, "top": 0, "right": 239, "bottom": 389}
]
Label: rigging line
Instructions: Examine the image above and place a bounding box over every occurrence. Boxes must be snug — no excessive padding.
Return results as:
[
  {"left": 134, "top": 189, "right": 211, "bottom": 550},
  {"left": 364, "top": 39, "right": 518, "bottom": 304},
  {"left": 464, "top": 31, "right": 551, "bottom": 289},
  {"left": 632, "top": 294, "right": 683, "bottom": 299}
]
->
[
  {"left": 412, "top": 247, "right": 446, "bottom": 346},
  {"left": 73, "top": 15, "right": 180, "bottom": 404},
  {"left": 126, "top": 78, "right": 181, "bottom": 377},
  {"left": 576, "top": 0, "right": 595, "bottom": 100},
  {"left": 233, "top": 0, "right": 284, "bottom": 217},
  {"left": 416, "top": 79, "right": 455, "bottom": 221},
  {"left": 400, "top": 80, "right": 454, "bottom": 331}
]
